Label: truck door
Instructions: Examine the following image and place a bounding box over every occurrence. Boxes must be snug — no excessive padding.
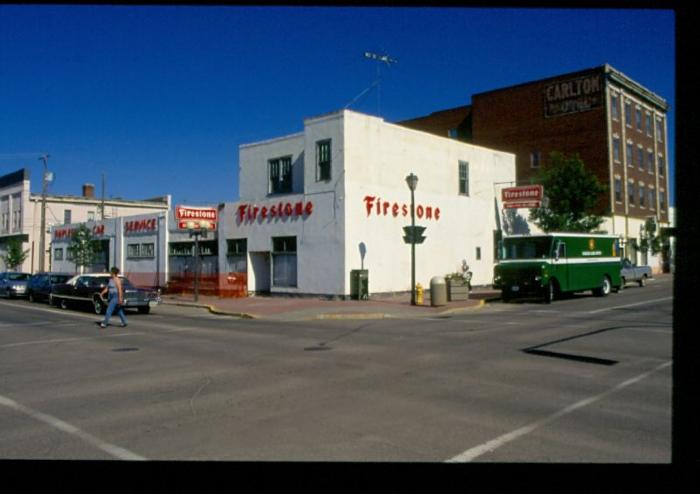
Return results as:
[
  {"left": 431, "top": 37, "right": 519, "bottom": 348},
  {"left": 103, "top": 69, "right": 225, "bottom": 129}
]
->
[{"left": 553, "top": 240, "right": 569, "bottom": 291}]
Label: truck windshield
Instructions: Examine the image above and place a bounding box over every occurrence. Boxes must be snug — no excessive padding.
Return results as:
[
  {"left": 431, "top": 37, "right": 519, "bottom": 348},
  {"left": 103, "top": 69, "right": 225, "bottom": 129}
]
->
[{"left": 500, "top": 237, "right": 552, "bottom": 260}]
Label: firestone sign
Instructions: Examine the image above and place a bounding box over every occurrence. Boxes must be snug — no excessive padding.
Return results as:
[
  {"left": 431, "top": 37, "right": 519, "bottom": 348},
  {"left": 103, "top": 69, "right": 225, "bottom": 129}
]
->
[
  {"left": 176, "top": 206, "right": 218, "bottom": 230},
  {"left": 502, "top": 185, "right": 544, "bottom": 209}
]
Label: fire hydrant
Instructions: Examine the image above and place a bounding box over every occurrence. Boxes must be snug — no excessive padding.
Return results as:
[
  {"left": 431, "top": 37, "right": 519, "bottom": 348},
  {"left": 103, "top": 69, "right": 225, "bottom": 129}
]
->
[{"left": 415, "top": 282, "right": 424, "bottom": 305}]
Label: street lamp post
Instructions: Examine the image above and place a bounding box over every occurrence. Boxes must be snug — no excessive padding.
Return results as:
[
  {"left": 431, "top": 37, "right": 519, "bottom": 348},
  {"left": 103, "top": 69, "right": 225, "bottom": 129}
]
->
[
  {"left": 406, "top": 173, "right": 418, "bottom": 305},
  {"left": 38, "top": 154, "right": 50, "bottom": 272}
]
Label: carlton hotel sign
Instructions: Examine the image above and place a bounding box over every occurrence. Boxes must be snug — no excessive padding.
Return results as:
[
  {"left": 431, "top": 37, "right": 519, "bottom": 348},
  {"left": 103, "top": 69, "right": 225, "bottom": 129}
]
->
[{"left": 544, "top": 73, "right": 603, "bottom": 118}]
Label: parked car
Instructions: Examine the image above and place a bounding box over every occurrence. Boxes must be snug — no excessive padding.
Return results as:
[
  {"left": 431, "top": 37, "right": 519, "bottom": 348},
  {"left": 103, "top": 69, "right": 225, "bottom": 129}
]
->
[
  {"left": 27, "top": 272, "right": 73, "bottom": 303},
  {"left": 620, "top": 259, "right": 653, "bottom": 287},
  {"left": 0, "top": 271, "right": 31, "bottom": 298},
  {"left": 50, "top": 273, "right": 160, "bottom": 314}
]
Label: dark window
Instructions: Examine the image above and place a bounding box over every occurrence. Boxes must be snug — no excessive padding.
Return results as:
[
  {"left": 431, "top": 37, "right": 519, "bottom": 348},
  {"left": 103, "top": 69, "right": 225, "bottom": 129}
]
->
[
  {"left": 614, "top": 177, "right": 622, "bottom": 202},
  {"left": 227, "top": 238, "right": 247, "bottom": 273},
  {"left": 272, "top": 236, "right": 297, "bottom": 287},
  {"left": 459, "top": 161, "right": 469, "bottom": 195},
  {"left": 64, "top": 209, "right": 72, "bottom": 224},
  {"left": 269, "top": 156, "right": 293, "bottom": 194},
  {"left": 316, "top": 140, "right": 332, "bottom": 181}
]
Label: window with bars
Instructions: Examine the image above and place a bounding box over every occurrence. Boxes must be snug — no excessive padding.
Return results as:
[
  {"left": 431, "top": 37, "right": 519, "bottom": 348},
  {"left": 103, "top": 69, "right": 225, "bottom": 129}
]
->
[
  {"left": 127, "top": 243, "right": 155, "bottom": 259},
  {"left": 613, "top": 137, "right": 621, "bottom": 162},
  {"left": 269, "top": 156, "right": 293, "bottom": 194},
  {"left": 628, "top": 180, "right": 635, "bottom": 206},
  {"left": 611, "top": 93, "right": 619, "bottom": 120},
  {"left": 316, "top": 139, "right": 332, "bottom": 181},
  {"left": 614, "top": 177, "right": 622, "bottom": 202}
]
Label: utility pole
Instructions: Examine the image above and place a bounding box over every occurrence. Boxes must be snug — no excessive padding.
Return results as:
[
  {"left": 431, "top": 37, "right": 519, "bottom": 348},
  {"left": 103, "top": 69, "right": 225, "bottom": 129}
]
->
[{"left": 38, "top": 154, "right": 50, "bottom": 272}]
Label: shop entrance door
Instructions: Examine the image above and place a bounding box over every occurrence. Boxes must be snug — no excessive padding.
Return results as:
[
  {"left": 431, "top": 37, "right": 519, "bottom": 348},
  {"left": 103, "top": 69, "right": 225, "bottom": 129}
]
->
[{"left": 249, "top": 251, "right": 271, "bottom": 294}]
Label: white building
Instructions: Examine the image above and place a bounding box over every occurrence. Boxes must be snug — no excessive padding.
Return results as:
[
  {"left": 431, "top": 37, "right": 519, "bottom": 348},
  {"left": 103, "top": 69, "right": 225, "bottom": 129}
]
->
[
  {"left": 218, "top": 109, "right": 515, "bottom": 297},
  {"left": 0, "top": 167, "right": 171, "bottom": 273}
]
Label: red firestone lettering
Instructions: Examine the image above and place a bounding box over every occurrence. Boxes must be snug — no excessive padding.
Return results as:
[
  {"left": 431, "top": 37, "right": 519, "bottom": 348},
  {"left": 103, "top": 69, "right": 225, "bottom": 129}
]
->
[
  {"left": 261, "top": 206, "right": 268, "bottom": 219},
  {"left": 305, "top": 202, "right": 313, "bottom": 215},
  {"left": 416, "top": 205, "right": 424, "bottom": 219},
  {"left": 383, "top": 202, "right": 390, "bottom": 215},
  {"left": 402, "top": 204, "right": 408, "bottom": 216},
  {"left": 295, "top": 202, "right": 303, "bottom": 215},
  {"left": 392, "top": 203, "right": 399, "bottom": 217},
  {"left": 364, "top": 196, "right": 376, "bottom": 216},
  {"left": 284, "top": 203, "right": 293, "bottom": 216}
]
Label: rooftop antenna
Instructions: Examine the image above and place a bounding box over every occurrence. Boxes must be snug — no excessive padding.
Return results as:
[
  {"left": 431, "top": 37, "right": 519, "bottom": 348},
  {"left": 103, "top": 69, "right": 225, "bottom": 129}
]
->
[{"left": 344, "top": 51, "right": 397, "bottom": 116}]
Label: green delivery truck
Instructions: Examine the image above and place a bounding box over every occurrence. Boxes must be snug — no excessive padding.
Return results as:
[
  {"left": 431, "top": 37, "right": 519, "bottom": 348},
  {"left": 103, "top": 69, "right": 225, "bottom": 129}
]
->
[{"left": 493, "top": 233, "right": 622, "bottom": 303}]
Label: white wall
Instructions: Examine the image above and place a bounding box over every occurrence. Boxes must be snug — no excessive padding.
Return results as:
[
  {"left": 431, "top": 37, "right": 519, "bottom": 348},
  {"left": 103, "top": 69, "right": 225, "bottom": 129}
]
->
[{"left": 342, "top": 111, "right": 515, "bottom": 292}]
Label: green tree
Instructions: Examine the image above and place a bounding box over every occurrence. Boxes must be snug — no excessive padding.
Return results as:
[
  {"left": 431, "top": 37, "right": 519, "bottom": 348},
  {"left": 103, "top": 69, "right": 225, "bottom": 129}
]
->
[
  {"left": 529, "top": 152, "right": 607, "bottom": 233},
  {"left": 638, "top": 217, "right": 665, "bottom": 256},
  {"left": 67, "top": 224, "right": 101, "bottom": 273},
  {"left": 1, "top": 238, "right": 29, "bottom": 270}
]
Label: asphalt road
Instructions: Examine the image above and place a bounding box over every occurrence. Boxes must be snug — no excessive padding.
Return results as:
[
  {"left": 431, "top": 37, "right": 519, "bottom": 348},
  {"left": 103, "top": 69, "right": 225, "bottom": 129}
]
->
[{"left": 0, "top": 277, "right": 673, "bottom": 463}]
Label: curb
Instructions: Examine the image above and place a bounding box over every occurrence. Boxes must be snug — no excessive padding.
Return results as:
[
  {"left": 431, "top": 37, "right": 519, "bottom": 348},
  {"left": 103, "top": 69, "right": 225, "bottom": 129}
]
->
[{"left": 162, "top": 301, "right": 257, "bottom": 319}]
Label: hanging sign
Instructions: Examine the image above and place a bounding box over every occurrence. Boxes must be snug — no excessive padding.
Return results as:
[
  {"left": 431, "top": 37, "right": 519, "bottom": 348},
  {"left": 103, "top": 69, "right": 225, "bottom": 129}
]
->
[{"left": 502, "top": 185, "right": 544, "bottom": 209}]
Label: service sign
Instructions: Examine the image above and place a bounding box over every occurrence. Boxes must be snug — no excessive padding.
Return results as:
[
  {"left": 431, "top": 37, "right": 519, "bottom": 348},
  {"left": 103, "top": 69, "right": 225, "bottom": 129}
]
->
[
  {"left": 176, "top": 206, "right": 218, "bottom": 230},
  {"left": 502, "top": 185, "right": 543, "bottom": 209}
]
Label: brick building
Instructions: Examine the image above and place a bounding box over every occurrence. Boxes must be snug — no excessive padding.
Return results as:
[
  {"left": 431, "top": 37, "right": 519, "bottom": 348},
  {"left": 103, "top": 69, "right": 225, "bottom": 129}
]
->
[{"left": 398, "top": 64, "right": 671, "bottom": 267}]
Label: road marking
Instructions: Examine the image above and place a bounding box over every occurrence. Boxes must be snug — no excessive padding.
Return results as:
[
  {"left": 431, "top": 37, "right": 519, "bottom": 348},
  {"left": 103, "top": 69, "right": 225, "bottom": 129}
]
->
[
  {"left": 0, "top": 332, "right": 142, "bottom": 348},
  {"left": 0, "top": 393, "right": 147, "bottom": 460},
  {"left": 587, "top": 296, "right": 673, "bottom": 314},
  {"left": 446, "top": 360, "right": 672, "bottom": 462}
]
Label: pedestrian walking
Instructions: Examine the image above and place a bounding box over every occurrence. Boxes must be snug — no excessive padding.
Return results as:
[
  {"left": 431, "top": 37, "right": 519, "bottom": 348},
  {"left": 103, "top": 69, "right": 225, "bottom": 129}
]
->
[{"left": 99, "top": 267, "right": 128, "bottom": 328}]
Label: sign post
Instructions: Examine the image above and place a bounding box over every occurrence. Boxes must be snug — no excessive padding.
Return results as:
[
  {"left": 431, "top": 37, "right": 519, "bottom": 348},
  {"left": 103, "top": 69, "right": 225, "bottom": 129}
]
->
[{"left": 176, "top": 206, "right": 218, "bottom": 302}]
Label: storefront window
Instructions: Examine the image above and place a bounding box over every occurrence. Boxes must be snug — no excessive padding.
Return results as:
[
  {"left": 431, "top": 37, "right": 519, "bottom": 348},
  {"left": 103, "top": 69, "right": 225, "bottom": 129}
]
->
[
  {"left": 227, "top": 238, "right": 247, "bottom": 273},
  {"left": 272, "top": 236, "right": 297, "bottom": 287}
]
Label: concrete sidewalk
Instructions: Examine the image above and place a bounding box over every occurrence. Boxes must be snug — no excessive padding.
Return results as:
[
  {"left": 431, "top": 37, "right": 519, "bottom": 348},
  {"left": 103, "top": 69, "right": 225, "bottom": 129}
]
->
[{"left": 160, "top": 286, "right": 501, "bottom": 321}]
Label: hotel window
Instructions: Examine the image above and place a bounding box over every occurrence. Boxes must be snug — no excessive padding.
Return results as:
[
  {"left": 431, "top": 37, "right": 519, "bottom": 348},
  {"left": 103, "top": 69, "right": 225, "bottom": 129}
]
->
[
  {"left": 529, "top": 151, "right": 541, "bottom": 169},
  {"left": 316, "top": 139, "right": 332, "bottom": 182},
  {"left": 635, "top": 107, "right": 642, "bottom": 131},
  {"left": 649, "top": 188, "right": 656, "bottom": 210},
  {"left": 272, "top": 236, "right": 297, "bottom": 288},
  {"left": 637, "top": 147, "right": 645, "bottom": 171},
  {"left": 660, "top": 190, "right": 666, "bottom": 211},
  {"left": 639, "top": 184, "right": 646, "bottom": 208},
  {"left": 628, "top": 180, "right": 635, "bottom": 206},
  {"left": 612, "top": 136, "right": 621, "bottom": 162},
  {"left": 656, "top": 118, "right": 664, "bottom": 143},
  {"left": 87, "top": 211, "right": 95, "bottom": 221},
  {"left": 647, "top": 150, "right": 654, "bottom": 174},
  {"left": 64, "top": 209, "right": 72, "bottom": 225},
  {"left": 54, "top": 247, "right": 64, "bottom": 261},
  {"left": 626, "top": 142, "right": 634, "bottom": 167},
  {"left": 614, "top": 177, "right": 622, "bottom": 202},
  {"left": 658, "top": 155, "right": 665, "bottom": 177},
  {"left": 646, "top": 112, "right": 652, "bottom": 136},
  {"left": 458, "top": 161, "right": 469, "bottom": 196},
  {"left": 448, "top": 128, "right": 458, "bottom": 139},
  {"left": 610, "top": 93, "right": 619, "bottom": 120},
  {"left": 624, "top": 100, "right": 632, "bottom": 127},
  {"left": 268, "top": 156, "right": 293, "bottom": 194}
]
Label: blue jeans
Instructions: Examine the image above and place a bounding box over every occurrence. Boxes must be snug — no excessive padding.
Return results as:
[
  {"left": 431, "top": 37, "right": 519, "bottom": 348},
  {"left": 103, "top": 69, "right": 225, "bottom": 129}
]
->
[{"left": 103, "top": 296, "right": 127, "bottom": 326}]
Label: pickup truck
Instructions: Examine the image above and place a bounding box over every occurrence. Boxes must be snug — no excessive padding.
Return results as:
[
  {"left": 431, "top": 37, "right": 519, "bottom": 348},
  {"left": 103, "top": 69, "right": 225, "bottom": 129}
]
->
[{"left": 620, "top": 259, "right": 652, "bottom": 287}]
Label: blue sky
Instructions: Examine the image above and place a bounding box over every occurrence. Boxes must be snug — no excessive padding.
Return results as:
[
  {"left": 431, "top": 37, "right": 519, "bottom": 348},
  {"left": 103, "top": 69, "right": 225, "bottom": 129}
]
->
[{"left": 0, "top": 6, "right": 675, "bottom": 207}]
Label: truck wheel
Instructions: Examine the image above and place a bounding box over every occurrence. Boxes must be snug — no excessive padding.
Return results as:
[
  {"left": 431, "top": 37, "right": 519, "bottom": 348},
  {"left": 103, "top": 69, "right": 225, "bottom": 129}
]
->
[
  {"left": 594, "top": 276, "right": 612, "bottom": 297},
  {"left": 543, "top": 280, "right": 555, "bottom": 304},
  {"left": 639, "top": 275, "right": 646, "bottom": 287}
]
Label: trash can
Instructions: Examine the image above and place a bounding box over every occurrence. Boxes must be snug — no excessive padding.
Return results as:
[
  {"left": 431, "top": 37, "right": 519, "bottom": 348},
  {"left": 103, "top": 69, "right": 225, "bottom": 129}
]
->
[
  {"left": 430, "top": 276, "right": 447, "bottom": 306},
  {"left": 350, "top": 269, "right": 369, "bottom": 300}
]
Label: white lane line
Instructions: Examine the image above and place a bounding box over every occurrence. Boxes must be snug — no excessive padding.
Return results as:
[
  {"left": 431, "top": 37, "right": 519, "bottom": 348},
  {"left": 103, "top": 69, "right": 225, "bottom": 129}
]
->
[
  {"left": 587, "top": 296, "right": 673, "bottom": 314},
  {"left": 446, "top": 360, "right": 672, "bottom": 463},
  {"left": 0, "top": 393, "right": 147, "bottom": 461},
  {"left": 0, "top": 332, "right": 143, "bottom": 349}
]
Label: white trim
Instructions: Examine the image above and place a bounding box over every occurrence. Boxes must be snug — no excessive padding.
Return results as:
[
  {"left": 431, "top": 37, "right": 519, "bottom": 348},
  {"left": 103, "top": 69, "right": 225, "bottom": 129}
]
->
[{"left": 499, "top": 257, "right": 620, "bottom": 265}]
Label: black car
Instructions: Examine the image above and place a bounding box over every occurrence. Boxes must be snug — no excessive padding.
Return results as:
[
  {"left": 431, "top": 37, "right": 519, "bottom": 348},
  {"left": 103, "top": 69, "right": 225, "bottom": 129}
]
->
[
  {"left": 27, "top": 272, "right": 73, "bottom": 303},
  {"left": 0, "top": 272, "right": 31, "bottom": 298},
  {"left": 50, "top": 273, "right": 160, "bottom": 314}
]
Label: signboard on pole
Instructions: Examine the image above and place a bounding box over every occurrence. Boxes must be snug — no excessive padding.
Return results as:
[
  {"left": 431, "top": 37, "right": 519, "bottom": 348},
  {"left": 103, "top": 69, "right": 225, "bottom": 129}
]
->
[
  {"left": 176, "top": 206, "right": 218, "bottom": 230},
  {"left": 502, "top": 185, "right": 544, "bottom": 209}
]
